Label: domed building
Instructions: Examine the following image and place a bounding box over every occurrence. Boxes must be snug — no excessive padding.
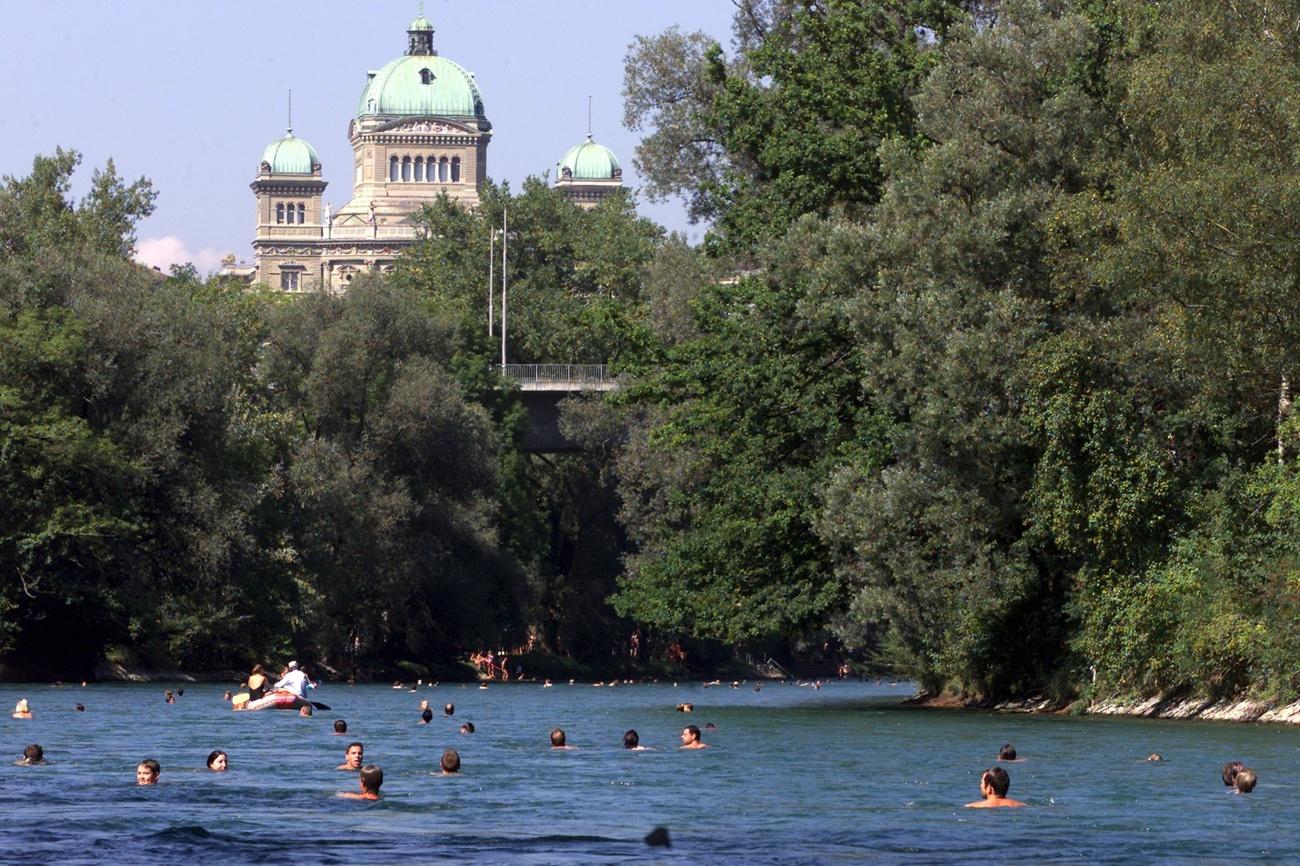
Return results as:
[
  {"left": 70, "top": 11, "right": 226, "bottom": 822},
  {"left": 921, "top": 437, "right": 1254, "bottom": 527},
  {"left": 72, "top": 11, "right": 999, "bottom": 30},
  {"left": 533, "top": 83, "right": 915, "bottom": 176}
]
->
[
  {"left": 554, "top": 133, "right": 622, "bottom": 208},
  {"left": 251, "top": 11, "right": 493, "bottom": 291}
]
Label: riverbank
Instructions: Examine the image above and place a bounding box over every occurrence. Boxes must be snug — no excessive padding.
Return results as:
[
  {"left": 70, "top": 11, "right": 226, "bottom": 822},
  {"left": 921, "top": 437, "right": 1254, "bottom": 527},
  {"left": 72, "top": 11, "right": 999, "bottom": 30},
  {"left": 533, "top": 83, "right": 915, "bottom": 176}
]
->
[{"left": 908, "top": 691, "right": 1300, "bottom": 725}]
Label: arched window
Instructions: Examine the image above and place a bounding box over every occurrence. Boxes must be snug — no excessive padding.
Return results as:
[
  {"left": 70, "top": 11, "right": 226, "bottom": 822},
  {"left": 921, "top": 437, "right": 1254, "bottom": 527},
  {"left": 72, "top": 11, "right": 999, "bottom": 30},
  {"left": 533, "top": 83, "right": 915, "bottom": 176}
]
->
[
  {"left": 389, "top": 155, "right": 399, "bottom": 182},
  {"left": 297, "top": 203, "right": 306, "bottom": 223},
  {"left": 451, "top": 156, "right": 461, "bottom": 183},
  {"left": 439, "top": 156, "right": 449, "bottom": 182},
  {"left": 414, "top": 156, "right": 424, "bottom": 182},
  {"left": 427, "top": 156, "right": 437, "bottom": 181},
  {"left": 276, "top": 203, "right": 285, "bottom": 224},
  {"left": 401, "top": 156, "right": 411, "bottom": 181}
]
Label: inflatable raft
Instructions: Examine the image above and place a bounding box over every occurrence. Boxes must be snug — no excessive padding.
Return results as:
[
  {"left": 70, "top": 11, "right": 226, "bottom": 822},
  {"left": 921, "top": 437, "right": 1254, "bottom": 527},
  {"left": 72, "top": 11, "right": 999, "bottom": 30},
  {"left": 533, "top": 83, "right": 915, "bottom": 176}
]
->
[{"left": 232, "top": 689, "right": 309, "bottom": 711}]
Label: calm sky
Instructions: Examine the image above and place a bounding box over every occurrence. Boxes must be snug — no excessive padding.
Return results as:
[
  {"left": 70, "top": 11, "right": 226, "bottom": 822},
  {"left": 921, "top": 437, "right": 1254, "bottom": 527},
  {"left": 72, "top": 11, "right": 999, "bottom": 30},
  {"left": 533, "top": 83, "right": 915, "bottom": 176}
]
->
[{"left": 0, "top": 1, "right": 737, "bottom": 272}]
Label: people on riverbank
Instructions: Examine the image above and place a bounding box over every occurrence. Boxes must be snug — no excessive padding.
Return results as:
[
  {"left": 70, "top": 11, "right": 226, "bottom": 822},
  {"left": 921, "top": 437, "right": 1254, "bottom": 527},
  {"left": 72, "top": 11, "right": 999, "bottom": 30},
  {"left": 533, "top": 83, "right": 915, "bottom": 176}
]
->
[
  {"left": 965, "top": 767, "right": 1025, "bottom": 808},
  {"left": 680, "top": 725, "right": 707, "bottom": 749},
  {"left": 339, "top": 764, "right": 383, "bottom": 800},
  {"left": 440, "top": 749, "right": 460, "bottom": 774},
  {"left": 136, "top": 759, "right": 161, "bottom": 786},
  {"left": 1234, "top": 768, "right": 1257, "bottom": 793},
  {"left": 19, "top": 744, "right": 45, "bottom": 765},
  {"left": 338, "top": 742, "right": 364, "bottom": 771},
  {"left": 207, "top": 750, "right": 227, "bottom": 772}
]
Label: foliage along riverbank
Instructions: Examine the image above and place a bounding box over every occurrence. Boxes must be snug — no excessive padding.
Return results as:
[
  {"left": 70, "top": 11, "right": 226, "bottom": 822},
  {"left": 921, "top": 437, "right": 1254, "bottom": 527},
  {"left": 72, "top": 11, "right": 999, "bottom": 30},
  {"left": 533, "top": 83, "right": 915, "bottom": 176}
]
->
[
  {"left": 5, "top": 0, "right": 1300, "bottom": 704},
  {"left": 910, "top": 691, "right": 1300, "bottom": 726}
]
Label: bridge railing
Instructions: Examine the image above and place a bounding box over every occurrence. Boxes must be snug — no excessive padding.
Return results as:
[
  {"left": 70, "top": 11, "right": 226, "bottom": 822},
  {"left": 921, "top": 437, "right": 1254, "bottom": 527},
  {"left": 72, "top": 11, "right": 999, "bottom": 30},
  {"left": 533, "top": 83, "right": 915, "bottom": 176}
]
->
[{"left": 500, "top": 364, "right": 613, "bottom": 389}]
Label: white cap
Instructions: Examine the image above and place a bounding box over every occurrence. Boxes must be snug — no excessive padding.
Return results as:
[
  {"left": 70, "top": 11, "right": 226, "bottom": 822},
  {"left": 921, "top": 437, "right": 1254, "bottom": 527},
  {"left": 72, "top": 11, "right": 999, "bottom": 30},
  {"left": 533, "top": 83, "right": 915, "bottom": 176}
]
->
[{"left": 287, "top": 660, "right": 299, "bottom": 670}]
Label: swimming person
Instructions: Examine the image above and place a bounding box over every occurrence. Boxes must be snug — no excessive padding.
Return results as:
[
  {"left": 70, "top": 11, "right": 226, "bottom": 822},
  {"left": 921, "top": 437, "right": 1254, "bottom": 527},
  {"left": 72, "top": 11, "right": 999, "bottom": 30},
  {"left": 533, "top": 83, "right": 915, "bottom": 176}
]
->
[
  {"left": 339, "top": 764, "right": 383, "bottom": 800},
  {"left": 275, "top": 660, "right": 316, "bottom": 699},
  {"left": 136, "top": 759, "right": 161, "bottom": 786},
  {"left": 440, "top": 749, "right": 461, "bottom": 774},
  {"left": 338, "top": 742, "right": 364, "bottom": 770},
  {"left": 19, "top": 744, "right": 45, "bottom": 765},
  {"left": 12, "top": 699, "right": 33, "bottom": 719},
  {"left": 444, "top": 703, "right": 455, "bottom": 717},
  {"left": 680, "top": 725, "right": 707, "bottom": 749},
  {"left": 207, "top": 750, "right": 228, "bottom": 772},
  {"left": 551, "top": 728, "right": 571, "bottom": 749},
  {"left": 420, "top": 708, "right": 433, "bottom": 724},
  {"left": 1234, "top": 768, "right": 1257, "bottom": 793},
  {"left": 965, "top": 767, "right": 1025, "bottom": 808},
  {"left": 75, "top": 703, "right": 85, "bottom": 712},
  {"left": 299, "top": 705, "right": 313, "bottom": 717},
  {"left": 460, "top": 722, "right": 475, "bottom": 734},
  {"left": 164, "top": 690, "right": 175, "bottom": 704},
  {"left": 624, "top": 729, "right": 646, "bottom": 750},
  {"left": 1222, "top": 761, "right": 1245, "bottom": 787},
  {"left": 998, "top": 744, "right": 1018, "bottom": 761},
  {"left": 334, "top": 719, "right": 348, "bottom": 734}
]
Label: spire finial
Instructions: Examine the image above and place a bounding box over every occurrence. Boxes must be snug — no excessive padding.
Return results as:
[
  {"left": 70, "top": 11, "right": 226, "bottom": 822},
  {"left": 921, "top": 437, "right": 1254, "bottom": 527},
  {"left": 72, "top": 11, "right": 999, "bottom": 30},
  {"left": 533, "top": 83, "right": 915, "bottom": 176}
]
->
[
  {"left": 587, "top": 95, "right": 593, "bottom": 141},
  {"left": 287, "top": 89, "right": 293, "bottom": 135}
]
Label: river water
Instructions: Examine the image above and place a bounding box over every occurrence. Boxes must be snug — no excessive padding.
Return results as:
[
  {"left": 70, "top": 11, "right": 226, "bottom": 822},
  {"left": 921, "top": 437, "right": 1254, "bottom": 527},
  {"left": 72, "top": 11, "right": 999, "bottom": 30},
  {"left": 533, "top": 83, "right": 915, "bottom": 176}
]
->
[{"left": 1, "top": 680, "right": 1296, "bottom": 864}]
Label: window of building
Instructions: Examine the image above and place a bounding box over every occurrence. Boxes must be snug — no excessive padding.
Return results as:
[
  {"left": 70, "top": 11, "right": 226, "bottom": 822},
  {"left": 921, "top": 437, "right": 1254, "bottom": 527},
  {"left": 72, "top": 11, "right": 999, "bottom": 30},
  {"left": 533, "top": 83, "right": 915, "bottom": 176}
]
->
[
  {"left": 402, "top": 156, "right": 411, "bottom": 181},
  {"left": 279, "top": 269, "right": 301, "bottom": 290},
  {"left": 414, "top": 156, "right": 424, "bottom": 182},
  {"left": 451, "top": 156, "right": 461, "bottom": 183},
  {"left": 427, "top": 156, "right": 437, "bottom": 181},
  {"left": 390, "top": 155, "right": 399, "bottom": 182},
  {"left": 276, "top": 203, "right": 285, "bottom": 224},
  {"left": 419, "top": 68, "right": 434, "bottom": 85},
  {"left": 439, "top": 156, "right": 449, "bottom": 182},
  {"left": 297, "top": 203, "right": 306, "bottom": 223}
]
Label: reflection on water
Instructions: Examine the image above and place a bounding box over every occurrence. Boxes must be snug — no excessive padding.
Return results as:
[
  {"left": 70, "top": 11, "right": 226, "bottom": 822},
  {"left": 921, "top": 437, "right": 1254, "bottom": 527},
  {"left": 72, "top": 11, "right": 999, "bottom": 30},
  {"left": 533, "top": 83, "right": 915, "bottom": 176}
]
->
[{"left": 1, "top": 681, "right": 1297, "bottom": 864}]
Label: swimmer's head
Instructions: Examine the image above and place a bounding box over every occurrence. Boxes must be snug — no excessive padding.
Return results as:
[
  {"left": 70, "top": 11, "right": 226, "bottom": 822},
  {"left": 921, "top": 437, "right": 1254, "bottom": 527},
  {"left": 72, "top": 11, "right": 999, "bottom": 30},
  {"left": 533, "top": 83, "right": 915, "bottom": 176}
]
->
[
  {"left": 550, "top": 728, "right": 567, "bottom": 748},
  {"left": 623, "top": 729, "right": 640, "bottom": 749},
  {"left": 440, "top": 748, "right": 461, "bottom": 773},
  {"left": 998, "top": 744, "right": 1017, "bottom": 761},
  {"left": 444, "top": 703, "right": 455, "bottom": 716},
  {"left": 460, "top": 722, "right": 475, "bottom": 734},
  {"left": 207, "top": 750, "right": 228, "bottom": 772},
  {"left": 421, "top": 708, "right": 433, "bottom": 723},
  {"left": 359, "top": 764, "right": 383, "bottom": 793},
  {"left": 75, "top": 703, "right": 85, "bottom": 712},
  {"left": 299, "top": 704, "right": 313, "bottom": 717},
  {"left": 1222, "top": 761, "right": 1245, "bottom": 786},
  {"left": 22, "top": 744, "right": 43, "bottom": 764},
  {"left": 334, "top": 719, "right": 347, "bottom": 734},
  {"left": 136, "top": 759, "right": 161, "bottom": 785},
  {"left": 1234, "top": 768, "right": 1257, "bottom": 793},
  {"left": 981, "top": 766, "right": 1011, "bottom": 798}
]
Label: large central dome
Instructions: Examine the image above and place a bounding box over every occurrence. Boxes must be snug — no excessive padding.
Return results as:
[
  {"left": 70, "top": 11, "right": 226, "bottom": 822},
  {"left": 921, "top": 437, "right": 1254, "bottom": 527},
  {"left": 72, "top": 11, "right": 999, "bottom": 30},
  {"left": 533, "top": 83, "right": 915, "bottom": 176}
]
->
[{"left": 356, "top": 15, "right": 485, "bottom": 119}]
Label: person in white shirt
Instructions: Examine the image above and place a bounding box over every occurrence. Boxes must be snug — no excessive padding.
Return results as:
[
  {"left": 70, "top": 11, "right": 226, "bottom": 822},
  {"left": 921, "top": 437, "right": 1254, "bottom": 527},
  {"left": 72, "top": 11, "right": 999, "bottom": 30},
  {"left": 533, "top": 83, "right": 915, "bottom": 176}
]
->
[{"left": 274, "top": 660, "right": 317, "bottom": 699}]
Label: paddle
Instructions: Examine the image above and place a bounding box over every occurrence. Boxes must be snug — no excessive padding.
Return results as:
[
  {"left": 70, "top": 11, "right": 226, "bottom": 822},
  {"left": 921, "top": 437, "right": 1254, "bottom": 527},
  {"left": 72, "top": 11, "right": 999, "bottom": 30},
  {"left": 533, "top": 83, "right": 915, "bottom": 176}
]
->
[{"left": 311, "top": 701, "right": 332, "bottom": 711}]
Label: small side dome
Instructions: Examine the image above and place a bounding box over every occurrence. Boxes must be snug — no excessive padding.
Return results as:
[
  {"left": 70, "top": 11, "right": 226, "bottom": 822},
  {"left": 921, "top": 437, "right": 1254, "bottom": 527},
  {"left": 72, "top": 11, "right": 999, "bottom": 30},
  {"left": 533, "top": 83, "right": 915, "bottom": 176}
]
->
[
  {"left": 557, "top": 134, "right": 622, "bottom": 181},
  {"left": 260, "top": 129, "right": 321, "bottom": 174},
  {"left": 408, "top": 12, "right": 433, "bottom": 31}
]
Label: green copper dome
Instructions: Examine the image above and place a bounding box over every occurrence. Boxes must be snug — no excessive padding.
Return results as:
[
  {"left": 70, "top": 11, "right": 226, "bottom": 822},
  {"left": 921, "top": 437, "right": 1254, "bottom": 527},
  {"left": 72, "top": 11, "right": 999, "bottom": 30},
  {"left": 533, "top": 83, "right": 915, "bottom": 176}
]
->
[
  {"left": 408, "top": 12, "right": 433, "bottom": 31},
  {"left": 260, "top": 130, "right": 320, "bottom": 174},
  {"left": 357, "top": 55, "right": 485, "bottom": 118},
  {"left": 558, "top": 135, "right": 621, "bottom": 180}
]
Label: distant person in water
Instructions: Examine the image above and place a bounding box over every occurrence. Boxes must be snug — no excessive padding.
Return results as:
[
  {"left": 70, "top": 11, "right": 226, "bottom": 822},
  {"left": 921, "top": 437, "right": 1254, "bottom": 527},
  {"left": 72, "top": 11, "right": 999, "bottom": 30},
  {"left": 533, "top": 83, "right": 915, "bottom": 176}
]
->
[
  {"left": 338, "top": 742, "right": 364, "bottom": 771},
  {"left": 1146, "top": 753, "right": 1163, "bottom": 762},
  {"left": 998, "top": 744, "right": 1018, "bottom": 761},
  {"left": 164, "top": 690, "right": 175, "bottom": 704},
  {"left": 243, "top": 664, "right": 269, "bottom": 700},
  {"left": 334, "top": 719, "right": 348, "bottom": 735},
  {"left": 207, "top": 750, "right": 228, "bottom": 772},
  {"left": 275, "top": 660, "right": 316, "bottom": 699},
  {"left": 624, "top": 729, "right": 647, "bottom": 751},
  {"left": 676, "top": 703, "right": 693, "bottom": 713},
  {"left": 1234, "top": 768, "right": 1257, "bottom": 793},
  {"left": 75, "top": 703, "right": 85, "bottom": 712},
  {"left": 460, "top": 722, "right": 475, "bottom": 734},
  {"left": 222, "top": 690, "right": 231, "bottom": 701},
  {"left": 12, "top": 699, "right": 32, "bottom": 719},
  {"left": 420, "top": 708, "right": 433, "bottom": 724},
  {"left": 965, "top": 767, "right": 1025, "bottom": 808},
  {"left": 419, "top": 700, "right": 430, "bottom": 711},
  {"left": 680, "top": 725, "right": 708, "bottom": 749},
  {"left": 299, "top": 705, "right": 313, "bottom": 717},
  {"left": 339, "top": 764, "right": 383, "bottom": 800},
  {"left": 19, "top": 744, "right": 45, "bottom": 765},
  {"left": 1222, "top": 761, "right": 1245, "bottom": 787},
  {"left": 444, "top": 703, "right": 455, "bottom": 717},
  {"left": 136, "top": 759, "right": 161, "bottom": 786},
  {"left": 551, "top": 728, "right": 571, "bottom": 749},
  {"left": 440, "top": 749, "right": 461, "bottom": 774}
]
